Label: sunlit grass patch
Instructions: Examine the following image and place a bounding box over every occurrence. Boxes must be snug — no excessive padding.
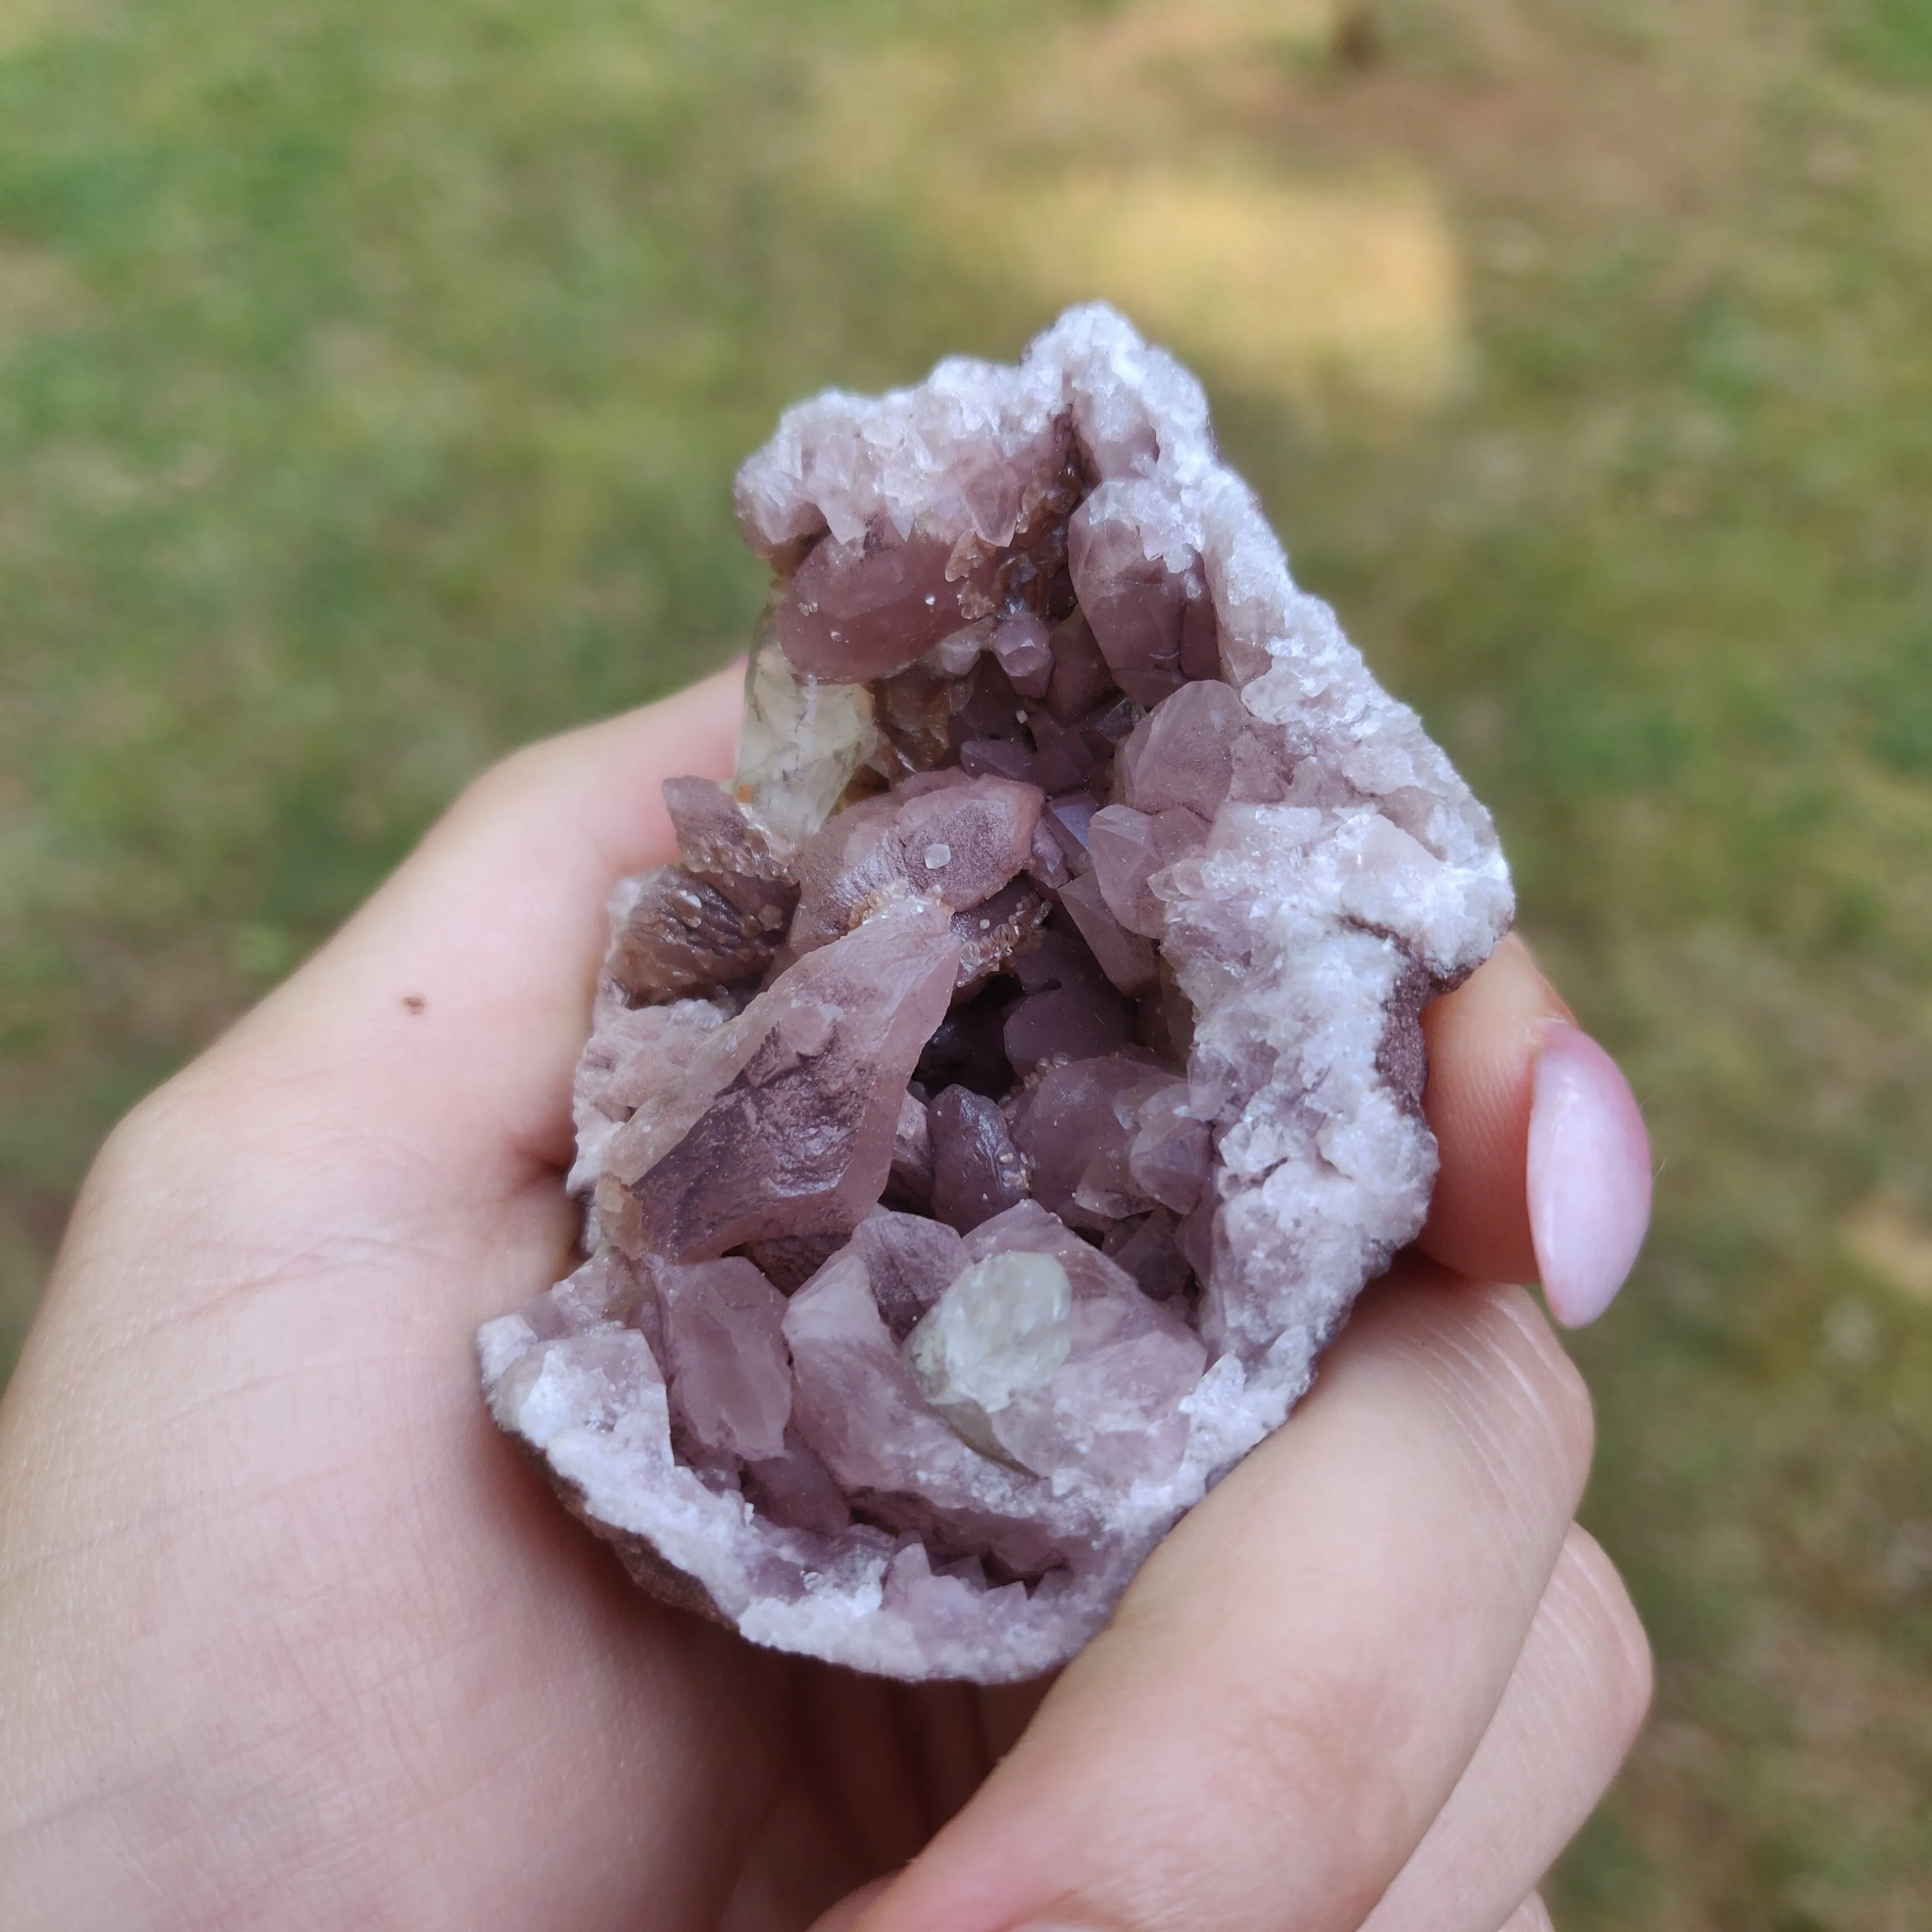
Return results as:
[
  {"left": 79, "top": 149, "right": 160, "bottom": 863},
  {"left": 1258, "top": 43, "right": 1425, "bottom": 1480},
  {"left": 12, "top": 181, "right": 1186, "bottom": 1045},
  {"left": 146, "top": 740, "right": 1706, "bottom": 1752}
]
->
[
  {"left": 989, "top": 168, "right": 1462, "bottom": 411},
  {"left": 1840, "top": 1195, "right": 1932, "bottom": 1308},
  {"left": 808, "top": 2, "right": 1460, "bottom": 415}
]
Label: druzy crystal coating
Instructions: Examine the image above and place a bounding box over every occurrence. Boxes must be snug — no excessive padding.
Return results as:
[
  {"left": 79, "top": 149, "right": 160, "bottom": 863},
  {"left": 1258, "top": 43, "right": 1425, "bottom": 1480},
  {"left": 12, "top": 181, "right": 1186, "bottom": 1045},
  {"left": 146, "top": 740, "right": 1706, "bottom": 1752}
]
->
[{"left": 478, "top": 307, "right": 1513, "bottom": 1682}]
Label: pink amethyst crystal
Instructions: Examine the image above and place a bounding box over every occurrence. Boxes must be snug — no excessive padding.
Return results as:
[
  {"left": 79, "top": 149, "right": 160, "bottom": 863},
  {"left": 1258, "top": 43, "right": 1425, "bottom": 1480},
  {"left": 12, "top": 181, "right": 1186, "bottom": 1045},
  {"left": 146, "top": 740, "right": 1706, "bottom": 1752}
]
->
[{"left": 479, "top": 306, "right": 1513, "bottom": 1682}]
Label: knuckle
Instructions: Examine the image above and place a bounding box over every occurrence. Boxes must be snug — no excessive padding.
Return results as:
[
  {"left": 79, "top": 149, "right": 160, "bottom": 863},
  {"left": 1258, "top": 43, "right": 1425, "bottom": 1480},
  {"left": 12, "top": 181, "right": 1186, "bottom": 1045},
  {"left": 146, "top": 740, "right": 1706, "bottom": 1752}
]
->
[
  {"left": 55, "top": 1073, "right": 228, "bottom": 1281},
  {"left": 454, "top": 738, "right": 551, "bottom": 820},
  {"left": 1549, "top": 1525, "right": 1654, "bottom": 1752},
  {"left": 90, "top": 1071, "right": 211, "bottom": 1193}
]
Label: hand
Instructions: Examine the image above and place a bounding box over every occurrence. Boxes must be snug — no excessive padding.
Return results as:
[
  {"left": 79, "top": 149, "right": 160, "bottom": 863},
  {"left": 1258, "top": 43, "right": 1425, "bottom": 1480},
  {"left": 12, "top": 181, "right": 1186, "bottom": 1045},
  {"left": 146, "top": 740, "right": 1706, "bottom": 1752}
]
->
[{"left": 0, "top": 667, "right": 1653, "bottom": 1932}]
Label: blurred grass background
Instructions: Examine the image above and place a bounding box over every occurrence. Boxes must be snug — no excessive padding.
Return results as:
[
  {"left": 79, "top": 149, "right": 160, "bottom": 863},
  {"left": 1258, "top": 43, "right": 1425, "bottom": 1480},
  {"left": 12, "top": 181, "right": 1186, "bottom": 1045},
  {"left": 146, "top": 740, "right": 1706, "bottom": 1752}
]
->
[{"left": 2, "top": 0, "right": 1929, "bottom": 1920}]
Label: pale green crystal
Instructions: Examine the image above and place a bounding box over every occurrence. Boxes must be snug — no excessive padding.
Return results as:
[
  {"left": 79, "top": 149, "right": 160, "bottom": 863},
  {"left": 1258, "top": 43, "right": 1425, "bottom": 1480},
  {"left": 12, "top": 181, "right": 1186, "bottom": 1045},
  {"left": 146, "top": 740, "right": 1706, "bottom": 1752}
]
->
[
  {"left": 902, "top": 1251, "right": 1073, "bottom": 1461},
  {"left": 733, "top": 612, "right": 880, "bottom": 844}
]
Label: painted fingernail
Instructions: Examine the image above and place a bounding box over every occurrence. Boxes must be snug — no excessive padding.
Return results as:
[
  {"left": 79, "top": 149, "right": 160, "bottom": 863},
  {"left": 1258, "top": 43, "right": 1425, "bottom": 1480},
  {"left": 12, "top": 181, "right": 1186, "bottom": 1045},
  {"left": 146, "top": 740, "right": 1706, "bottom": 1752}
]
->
[{"left": 1526, "top": 1025, "right": 1652, "bottom": 1326}]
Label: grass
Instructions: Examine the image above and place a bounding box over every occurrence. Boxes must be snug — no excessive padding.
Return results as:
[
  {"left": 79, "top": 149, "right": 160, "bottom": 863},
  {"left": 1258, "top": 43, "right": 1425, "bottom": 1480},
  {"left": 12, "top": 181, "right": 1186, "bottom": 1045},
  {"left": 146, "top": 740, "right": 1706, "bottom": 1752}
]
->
[{"left": 3, "top": 0, "right": 1931, "bottom": 1922}]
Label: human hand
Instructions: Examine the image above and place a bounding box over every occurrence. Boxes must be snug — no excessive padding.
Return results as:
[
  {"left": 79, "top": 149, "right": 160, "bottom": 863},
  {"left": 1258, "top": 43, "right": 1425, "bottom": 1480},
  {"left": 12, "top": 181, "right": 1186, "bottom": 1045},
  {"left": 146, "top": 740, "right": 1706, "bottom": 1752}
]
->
[{"left": 0, "top": 666, "right": 1652, "bottom": 1932}]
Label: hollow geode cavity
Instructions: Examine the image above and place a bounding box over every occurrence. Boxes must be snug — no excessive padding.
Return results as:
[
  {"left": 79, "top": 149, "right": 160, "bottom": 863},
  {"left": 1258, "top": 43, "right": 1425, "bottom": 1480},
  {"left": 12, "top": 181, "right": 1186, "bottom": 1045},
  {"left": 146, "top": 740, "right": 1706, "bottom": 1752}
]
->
[{"left": 477, "top": 306, "right": 1513, "bottom": 1682}]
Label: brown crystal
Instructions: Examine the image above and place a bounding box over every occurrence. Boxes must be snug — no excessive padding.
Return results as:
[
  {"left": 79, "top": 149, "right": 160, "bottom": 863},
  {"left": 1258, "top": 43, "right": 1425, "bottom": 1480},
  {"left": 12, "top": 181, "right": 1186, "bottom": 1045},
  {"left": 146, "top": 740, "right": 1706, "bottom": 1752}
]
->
[{"left": 606, "top": 866, "right": 784, "bottom": 1002}]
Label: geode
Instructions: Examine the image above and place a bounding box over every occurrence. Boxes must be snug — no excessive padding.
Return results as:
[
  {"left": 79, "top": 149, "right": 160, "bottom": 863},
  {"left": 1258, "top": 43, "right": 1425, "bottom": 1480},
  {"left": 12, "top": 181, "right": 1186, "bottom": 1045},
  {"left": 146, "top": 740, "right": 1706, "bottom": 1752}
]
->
[{"left": 478, "top": 306, "right": 1513, "bottom": 1682}]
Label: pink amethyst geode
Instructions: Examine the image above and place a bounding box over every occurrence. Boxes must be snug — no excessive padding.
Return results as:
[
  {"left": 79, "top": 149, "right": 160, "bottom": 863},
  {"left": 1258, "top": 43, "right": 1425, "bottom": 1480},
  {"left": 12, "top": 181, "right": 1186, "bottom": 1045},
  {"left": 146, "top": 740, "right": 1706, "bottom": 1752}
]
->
[{"left": 477, "top": 307, "right": 1513, "bottom": 1682}]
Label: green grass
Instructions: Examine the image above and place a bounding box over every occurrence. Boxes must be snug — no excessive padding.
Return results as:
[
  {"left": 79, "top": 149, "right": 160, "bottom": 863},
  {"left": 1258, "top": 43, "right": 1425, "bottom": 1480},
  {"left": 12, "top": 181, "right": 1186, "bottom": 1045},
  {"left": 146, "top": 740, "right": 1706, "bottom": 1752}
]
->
[
  {"left": 3, "top": 1, "right": 1931, "bottom": 1923},
  {"left": 1835, "top": 0, "right": 1932, "bottom": 82}
]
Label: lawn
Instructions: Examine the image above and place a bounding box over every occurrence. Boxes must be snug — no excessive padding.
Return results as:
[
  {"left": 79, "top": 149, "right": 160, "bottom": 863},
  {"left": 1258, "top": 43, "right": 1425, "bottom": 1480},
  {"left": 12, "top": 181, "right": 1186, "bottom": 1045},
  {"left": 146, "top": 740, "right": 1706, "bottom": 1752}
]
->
[{"left": 3, "top": 0, "right": 1930, "bottom": 1921}]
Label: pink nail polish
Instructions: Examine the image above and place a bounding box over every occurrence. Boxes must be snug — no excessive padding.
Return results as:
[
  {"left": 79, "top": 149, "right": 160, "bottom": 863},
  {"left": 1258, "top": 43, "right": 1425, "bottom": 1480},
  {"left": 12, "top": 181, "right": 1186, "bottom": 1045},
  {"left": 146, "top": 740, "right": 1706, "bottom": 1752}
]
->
[{"left": 1526, "top": 1025, "right": 1652, "bottom": 1326}]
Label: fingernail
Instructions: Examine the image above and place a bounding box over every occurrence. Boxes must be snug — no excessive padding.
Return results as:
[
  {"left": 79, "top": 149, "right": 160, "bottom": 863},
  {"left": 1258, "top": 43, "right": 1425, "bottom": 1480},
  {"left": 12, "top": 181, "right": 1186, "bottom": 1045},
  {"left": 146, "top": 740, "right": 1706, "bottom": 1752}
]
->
[{"left": 1526, "top": 1025, "right": 1652, "bottom": 1326}]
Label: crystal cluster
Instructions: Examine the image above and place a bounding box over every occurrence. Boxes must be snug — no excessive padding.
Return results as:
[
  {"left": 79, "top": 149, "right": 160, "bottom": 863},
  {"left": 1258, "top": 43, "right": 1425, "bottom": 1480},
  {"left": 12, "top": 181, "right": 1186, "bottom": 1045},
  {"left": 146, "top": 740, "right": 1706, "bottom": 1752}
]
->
[{"left": 479, "top": 307, "right": 1513, "bottom": 1682}]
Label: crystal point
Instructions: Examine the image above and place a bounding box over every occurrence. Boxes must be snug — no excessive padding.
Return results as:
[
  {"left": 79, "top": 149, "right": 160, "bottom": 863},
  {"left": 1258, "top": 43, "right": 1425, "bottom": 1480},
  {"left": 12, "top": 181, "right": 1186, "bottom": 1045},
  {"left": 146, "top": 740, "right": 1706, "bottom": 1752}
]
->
[
  {"left": 659, "top": 1257, "right": 792, "bottom": 1462},
  {"left": 598, "top": 907, "right": 960, "bottom": 1259},
  {"left": 790, "top": 773, "right": 1044, "bottom": 954},
  {"left": 777, "top": 529, "right": 970, "bottom": 683},
  {"left": 927, "top": 1085, "right": 1031, "bottom": 1233}
]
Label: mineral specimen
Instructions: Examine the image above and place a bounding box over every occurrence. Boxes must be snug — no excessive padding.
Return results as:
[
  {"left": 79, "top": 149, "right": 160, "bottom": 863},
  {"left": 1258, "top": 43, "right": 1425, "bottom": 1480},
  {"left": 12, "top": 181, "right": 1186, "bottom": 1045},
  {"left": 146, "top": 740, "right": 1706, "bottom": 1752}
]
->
[{"left": 479, "top": 305, "right": 1513, "bottom": 1682}]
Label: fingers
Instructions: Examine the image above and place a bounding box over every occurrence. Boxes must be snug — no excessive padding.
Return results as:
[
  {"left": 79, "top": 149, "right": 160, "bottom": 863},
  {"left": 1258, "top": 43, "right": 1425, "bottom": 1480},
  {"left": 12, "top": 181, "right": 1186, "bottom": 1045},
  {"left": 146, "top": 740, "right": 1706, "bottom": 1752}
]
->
[
  {"left": 851, "top": 1267, "right": 1594, "bottom": 1932},
  {"left": 1358, "top": 1526, "right": 1651, "bottom": 1932},
  {"left": 183, "top": 663, "right": 745, "bottom": 1180},
  {"left": 1419, "top": 935, "right": 1652, "bottom": 1325}
]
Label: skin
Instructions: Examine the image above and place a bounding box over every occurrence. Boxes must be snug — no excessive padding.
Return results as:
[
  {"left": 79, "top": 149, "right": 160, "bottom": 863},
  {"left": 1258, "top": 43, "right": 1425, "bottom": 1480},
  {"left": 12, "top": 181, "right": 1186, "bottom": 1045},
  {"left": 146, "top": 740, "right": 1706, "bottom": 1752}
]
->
[{"left": 0, "top": 667, "right": 1651, "bottom": 1932}]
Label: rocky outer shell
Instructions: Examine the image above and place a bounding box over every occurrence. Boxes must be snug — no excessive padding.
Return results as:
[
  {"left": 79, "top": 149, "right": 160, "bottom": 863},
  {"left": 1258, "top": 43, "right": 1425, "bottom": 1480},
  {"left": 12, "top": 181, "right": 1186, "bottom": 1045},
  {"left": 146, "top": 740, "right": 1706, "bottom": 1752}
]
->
[{"left": 479, "top": 306, "right": 1513, "bottom": 1682}]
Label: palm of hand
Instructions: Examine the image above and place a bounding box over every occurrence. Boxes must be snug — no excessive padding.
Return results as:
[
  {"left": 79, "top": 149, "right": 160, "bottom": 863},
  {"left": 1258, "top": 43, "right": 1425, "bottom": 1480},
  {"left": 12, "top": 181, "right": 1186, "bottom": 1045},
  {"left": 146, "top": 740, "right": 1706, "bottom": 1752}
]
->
[{"left": 93, "top": 1105, "right": 1013, "bottom": 1929}]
